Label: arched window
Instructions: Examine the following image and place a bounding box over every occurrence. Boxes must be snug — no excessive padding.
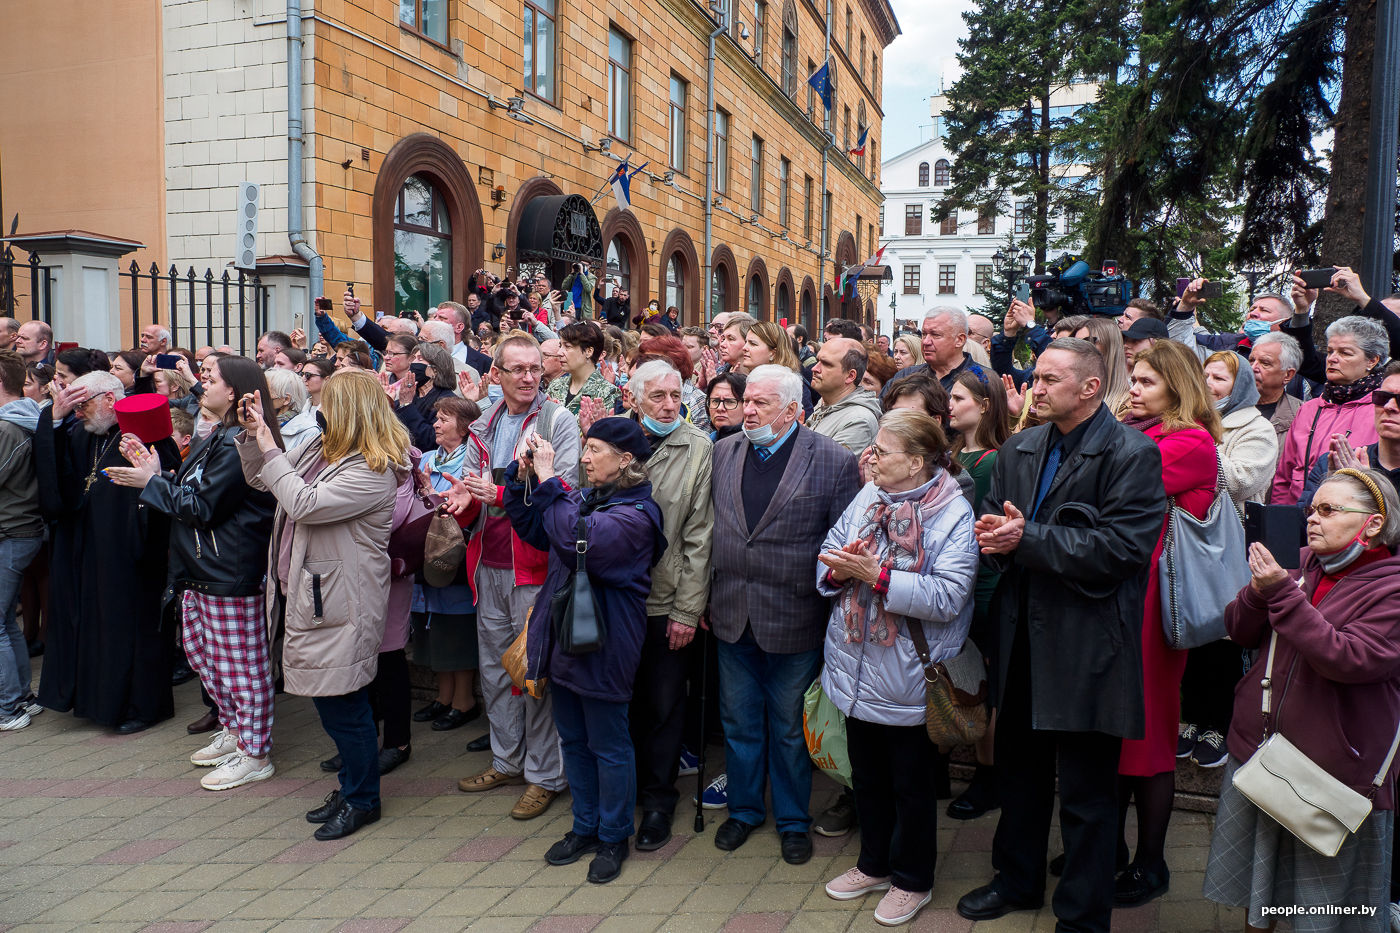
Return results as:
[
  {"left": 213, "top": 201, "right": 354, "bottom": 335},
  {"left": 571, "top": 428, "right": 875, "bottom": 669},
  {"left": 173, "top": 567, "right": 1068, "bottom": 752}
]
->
[
  {"left": 606, "top": 236, "right": 630, "bottom": 293},
  {"left": 711, "top": 265, "right": 728, "bottom": 317},
  {"left": 666, "top": 254, "right": 686, "bottom": 318},
  {"left": 934, "top": 159, "right": 950, "bottom": 186},
  {"left": 917, "top": 162, "right": 929, "bottom": 187},
  {"left": 776, "top": 282, "right": 790, "bottom": 322},
  {"left": 747, "top": 275, "right": 763, "bottom": 317},
  {"left": 394, "top": 174, "right": 452, "bottom": 316}
]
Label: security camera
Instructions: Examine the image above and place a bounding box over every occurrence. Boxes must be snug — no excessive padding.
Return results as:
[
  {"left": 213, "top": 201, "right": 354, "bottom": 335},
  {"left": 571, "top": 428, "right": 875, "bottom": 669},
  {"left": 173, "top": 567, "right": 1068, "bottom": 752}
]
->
[{"left": 739, "top": 23, "right": 751, "bottom": 40}]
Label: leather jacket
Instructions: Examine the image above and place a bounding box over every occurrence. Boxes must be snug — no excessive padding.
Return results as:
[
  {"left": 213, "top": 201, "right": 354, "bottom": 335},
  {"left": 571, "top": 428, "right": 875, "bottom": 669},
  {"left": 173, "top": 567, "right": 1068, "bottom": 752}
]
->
[{"left": 140, "top": 424, "right": 277, "bottom": 602}]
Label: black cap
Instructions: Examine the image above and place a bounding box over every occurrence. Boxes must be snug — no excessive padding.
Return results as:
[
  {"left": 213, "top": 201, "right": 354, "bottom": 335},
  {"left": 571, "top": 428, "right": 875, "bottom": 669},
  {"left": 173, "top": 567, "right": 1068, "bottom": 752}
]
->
[
  {"left": 1121, "top": 318, "right": 1170, "bottom": 341},
  {"left": 586, "top": 416, "right": 653, "bottom": 464}
]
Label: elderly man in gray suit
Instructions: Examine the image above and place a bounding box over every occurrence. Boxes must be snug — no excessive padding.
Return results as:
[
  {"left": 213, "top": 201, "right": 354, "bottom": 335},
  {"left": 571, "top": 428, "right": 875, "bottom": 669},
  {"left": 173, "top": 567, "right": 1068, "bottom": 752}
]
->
[{"left": 709, "top": 364, "right": 862, "bottom": 865}]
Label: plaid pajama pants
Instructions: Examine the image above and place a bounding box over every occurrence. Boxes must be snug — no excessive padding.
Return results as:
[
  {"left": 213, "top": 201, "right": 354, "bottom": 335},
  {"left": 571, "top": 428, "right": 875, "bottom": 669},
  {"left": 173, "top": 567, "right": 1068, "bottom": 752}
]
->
[{"left": 181, "top": 591, "right": 274, "bottom": 759}]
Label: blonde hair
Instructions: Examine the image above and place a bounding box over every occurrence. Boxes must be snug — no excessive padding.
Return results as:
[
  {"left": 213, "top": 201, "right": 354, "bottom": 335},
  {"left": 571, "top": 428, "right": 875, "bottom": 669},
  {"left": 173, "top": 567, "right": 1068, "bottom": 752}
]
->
[
  {"left": 1204, "top": 350, "right": 1241, "bottom": 378},
  {"left": 319, "top": 370, "right": 411, "bottom": 473},
  {"left": 155, "top": 367, "right": 194, "bottom": 399},
  {"left": 748, "top": 320, "right": 802, "bottom": 372},
  {"left": 894, "top": 334, "right": 924, "bottom": 366},
  {"left": 1079, "top": 317, "right": 1130, "bottom": 410},
  {"left": 1130, "top": 340, "right": 1224, "bottom": 442}
]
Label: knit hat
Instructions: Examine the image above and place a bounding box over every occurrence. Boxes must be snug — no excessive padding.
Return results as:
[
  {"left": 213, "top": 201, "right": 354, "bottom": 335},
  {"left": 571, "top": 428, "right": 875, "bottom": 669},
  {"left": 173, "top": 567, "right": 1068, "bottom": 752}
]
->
[
  {"left": 114, "top": 393, "right": 173, "bottom": 444},
  {"left": 586, "top": 416, "right": 652, "bottom": 463}
]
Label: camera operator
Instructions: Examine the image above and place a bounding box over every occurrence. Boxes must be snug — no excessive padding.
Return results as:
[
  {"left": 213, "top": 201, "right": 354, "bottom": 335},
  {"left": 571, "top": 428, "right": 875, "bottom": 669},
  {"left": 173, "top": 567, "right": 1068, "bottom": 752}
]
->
[{"left": 561, "top": 261, "right": 598, "bottom": 321}]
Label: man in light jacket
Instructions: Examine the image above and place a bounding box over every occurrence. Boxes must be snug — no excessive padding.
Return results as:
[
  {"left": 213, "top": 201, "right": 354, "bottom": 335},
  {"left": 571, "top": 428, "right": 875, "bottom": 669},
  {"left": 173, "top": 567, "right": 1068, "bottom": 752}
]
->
[
  {"left": 0, "top": 351, "right": 43, "bottom": 730},
  {"left": 617, "top": 360, "right": 714, "bottom": 852},
  {"left": 807, "top": 338, "right": 882, "bottom": 454},
  {"left": 454, "top": 335, "right": 581, "bottom": 821}
]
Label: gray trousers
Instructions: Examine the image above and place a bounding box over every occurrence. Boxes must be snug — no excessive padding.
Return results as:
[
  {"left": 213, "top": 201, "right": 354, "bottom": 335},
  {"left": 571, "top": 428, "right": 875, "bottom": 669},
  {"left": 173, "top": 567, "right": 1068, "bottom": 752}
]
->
[{"left": 475, "top": 565, "right": 566, "bottom": 791}]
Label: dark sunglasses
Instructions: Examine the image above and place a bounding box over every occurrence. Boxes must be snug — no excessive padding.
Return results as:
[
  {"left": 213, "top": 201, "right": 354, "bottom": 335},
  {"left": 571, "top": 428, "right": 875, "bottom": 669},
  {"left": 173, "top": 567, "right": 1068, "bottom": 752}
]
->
[{"left": 1373, "top": 389, "right": 1400, "bottom": 408}]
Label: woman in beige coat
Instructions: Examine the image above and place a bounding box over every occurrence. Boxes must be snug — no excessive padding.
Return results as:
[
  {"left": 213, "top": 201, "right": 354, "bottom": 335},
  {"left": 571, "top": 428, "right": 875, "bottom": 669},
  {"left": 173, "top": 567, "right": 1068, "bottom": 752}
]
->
[
  {"left": 237, "top": 370, "right": 408, "bottom": 841},
  {"left": 1203, "top": 351, "right": 1278, "bottom": 507}
]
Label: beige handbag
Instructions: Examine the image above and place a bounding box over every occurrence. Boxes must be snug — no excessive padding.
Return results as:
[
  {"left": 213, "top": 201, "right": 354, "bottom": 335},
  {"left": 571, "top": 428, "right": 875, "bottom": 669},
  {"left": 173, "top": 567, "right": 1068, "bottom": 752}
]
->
[
  {"left": 905, "top": 627, "right": 989, "bottom": 747},
  {"left": 1231, "top": 631, "right": 1400, "bottom": 856}
]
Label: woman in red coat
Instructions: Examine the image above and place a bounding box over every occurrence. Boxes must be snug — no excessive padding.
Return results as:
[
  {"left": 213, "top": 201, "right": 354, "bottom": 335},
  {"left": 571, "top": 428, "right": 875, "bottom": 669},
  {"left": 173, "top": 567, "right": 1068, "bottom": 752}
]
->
[{"left": 1115, "top": 340, "right": 1222, "bottom": 906}]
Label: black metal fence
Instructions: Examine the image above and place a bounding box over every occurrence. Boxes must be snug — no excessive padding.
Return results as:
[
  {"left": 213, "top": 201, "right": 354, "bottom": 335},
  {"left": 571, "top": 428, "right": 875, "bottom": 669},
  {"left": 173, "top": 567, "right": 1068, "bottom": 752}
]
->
[{"left": 1, "top": 246, "right": 266, "bottom": 355}]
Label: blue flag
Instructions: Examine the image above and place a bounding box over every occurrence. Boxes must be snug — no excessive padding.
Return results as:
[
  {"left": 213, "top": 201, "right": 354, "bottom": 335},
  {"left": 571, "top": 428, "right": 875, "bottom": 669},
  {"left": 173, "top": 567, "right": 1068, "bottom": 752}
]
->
[
  {"left": 610, "top": 160, "right": 632, "bottom": 212},
  {"left": 808, "top": 61, "right": 832, "bottom": 111}
]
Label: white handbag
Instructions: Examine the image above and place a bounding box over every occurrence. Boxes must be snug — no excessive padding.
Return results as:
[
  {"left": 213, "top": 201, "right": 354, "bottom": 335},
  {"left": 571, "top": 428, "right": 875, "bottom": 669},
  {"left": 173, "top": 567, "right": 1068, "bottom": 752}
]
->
[{"left": 1231, "top": 631, "right": 1400, "bottom": 856}]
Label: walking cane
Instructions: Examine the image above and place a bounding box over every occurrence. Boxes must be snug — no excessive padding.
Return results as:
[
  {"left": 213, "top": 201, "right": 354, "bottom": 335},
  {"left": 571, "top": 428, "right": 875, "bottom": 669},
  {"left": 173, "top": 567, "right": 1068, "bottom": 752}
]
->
[{"left": 694, "top": 623, "right": 709, "bottom": 834}]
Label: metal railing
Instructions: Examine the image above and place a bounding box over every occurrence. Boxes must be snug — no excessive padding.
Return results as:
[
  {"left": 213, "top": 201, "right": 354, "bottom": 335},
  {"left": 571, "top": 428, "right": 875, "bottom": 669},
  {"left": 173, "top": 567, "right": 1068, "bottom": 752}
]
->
[
  {"left": 122, "top": 262, "right": 266, "bottom": 356},
  {"left": 0, "top": 245, "right": 54, "bottom": 325}
]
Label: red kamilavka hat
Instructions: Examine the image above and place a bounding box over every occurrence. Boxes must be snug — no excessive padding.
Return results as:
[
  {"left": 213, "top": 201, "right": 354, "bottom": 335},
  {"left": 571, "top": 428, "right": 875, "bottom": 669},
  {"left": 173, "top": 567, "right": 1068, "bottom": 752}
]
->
[{"left": 114, "top": 394, "right": 174, "bottom": 444}]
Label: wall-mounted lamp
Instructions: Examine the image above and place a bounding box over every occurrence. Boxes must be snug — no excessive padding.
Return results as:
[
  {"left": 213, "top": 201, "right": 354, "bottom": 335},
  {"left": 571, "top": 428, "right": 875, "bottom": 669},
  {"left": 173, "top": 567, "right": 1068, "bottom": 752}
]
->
[
  {"left": 491, "top": 186, "right": 507, "bottom": 206},
  {"left": 492, "top": 242, "right": 506, "bottom": 260},
  {"left": 340, "top": 159, "right": 353, "bottom": 170}
]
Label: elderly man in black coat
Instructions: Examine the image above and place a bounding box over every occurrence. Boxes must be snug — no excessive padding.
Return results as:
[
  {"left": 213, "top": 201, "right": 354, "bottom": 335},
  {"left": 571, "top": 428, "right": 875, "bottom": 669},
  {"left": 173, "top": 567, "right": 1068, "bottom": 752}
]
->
[{"left": 955, "top": 338, "right": 1167, "bottom": 933}]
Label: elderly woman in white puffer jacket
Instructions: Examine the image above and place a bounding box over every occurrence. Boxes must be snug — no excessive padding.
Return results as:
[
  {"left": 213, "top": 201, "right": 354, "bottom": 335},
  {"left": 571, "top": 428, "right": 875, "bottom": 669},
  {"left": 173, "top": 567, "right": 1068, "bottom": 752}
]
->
[{"left": 814, "top": 408, "right": 979, "bottom": 928}]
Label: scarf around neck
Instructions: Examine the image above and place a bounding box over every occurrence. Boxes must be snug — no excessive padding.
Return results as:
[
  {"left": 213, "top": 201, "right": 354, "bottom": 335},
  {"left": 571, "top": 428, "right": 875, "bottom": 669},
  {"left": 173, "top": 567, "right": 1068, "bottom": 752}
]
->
[
  {"left": 1322, "top": 364, "right": 1386, "bottom": 405},
  {"left": 1121, "top": 411, "right": 1165, "bottom": 433},
  {"left": 841, "top": 470, "right": 963, "bottom": 646}
]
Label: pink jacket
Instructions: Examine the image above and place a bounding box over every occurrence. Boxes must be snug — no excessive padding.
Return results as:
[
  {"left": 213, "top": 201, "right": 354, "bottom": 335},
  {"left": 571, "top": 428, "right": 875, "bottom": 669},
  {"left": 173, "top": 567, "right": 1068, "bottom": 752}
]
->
[{"left": 1268, "top": 394, "right": 1377, "bottom": 504}]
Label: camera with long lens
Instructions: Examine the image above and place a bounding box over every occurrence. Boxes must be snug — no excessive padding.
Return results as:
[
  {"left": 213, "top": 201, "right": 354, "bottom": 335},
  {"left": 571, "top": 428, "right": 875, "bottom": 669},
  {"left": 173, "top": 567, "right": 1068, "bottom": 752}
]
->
[{"left": 1026, "top": 254, "right": 1133, "bottom": 317}]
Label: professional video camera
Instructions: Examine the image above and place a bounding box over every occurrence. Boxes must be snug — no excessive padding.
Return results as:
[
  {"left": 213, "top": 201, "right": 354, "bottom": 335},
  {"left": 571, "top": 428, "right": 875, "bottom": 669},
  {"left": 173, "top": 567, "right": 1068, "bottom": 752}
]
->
[{"left": 1026, "top": 254, "right": 1133, "bottom": 317}]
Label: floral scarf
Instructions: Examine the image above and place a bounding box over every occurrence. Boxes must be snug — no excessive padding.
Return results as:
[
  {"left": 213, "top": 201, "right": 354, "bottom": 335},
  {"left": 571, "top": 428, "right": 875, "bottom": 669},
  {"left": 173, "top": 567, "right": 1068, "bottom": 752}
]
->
[
  {"left": 1322, "top": 364, "right": 1386, "bottom": 405},
  {"left": 841, "top": 470, "right": 964, "bottom": 646}
]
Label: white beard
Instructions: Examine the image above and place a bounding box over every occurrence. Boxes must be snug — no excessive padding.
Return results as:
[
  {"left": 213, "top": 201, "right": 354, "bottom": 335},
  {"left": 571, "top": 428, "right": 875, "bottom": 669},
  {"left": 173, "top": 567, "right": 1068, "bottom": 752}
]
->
[{"left": 83, "top": 409, "right": 118, "bottom": 435}]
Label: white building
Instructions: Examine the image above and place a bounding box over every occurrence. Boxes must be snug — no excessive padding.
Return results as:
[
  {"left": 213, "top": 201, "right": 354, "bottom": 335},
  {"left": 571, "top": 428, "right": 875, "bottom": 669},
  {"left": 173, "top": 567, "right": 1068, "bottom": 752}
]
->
[{"left": 875, "top": 69, "right": 1095, "bottom": 335}]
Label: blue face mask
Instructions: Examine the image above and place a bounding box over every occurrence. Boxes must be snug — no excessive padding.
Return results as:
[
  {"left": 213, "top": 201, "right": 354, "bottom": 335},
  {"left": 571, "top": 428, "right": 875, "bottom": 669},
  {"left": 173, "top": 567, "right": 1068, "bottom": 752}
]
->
[
  {"left": 743, "top": 420, "right": 779, "bottom": 447},
  {"left": 1242, "top": 319, "right": 1273, "bottom": 341},
  {"left": 642, "top": 413, "right": 681, "bottom": 436},
  {"left": 486, "top": 383, "right": 504, "bottom": 403}
]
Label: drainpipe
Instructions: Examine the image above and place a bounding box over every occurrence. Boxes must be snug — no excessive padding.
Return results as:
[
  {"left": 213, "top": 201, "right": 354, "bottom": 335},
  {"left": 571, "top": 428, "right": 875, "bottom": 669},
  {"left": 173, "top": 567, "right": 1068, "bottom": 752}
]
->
[
  {"left": 818, "top": 0, "right": 831, "bottom": 321},
  {"left": 702, "top": 9, "right": 727, "bottom": 324},
  {"left": 286, "top": 0, "right": 323, "bottom": 340}
]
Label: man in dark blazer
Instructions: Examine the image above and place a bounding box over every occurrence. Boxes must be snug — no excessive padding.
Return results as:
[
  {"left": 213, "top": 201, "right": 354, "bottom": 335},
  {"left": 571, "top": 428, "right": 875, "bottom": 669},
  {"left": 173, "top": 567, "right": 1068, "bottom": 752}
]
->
[
  {"left": 956, "top": 338, "right": 1166, "bottom": 933},
  {"left": 709, "top": 364, "right": 861, "bottom": 866}
]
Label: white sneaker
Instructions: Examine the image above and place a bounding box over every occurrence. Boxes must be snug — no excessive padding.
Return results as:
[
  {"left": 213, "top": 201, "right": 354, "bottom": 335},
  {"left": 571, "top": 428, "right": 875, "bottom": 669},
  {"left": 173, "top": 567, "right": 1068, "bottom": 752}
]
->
[
  {"left": 1388, "top": 902, "right": 1400, "bottom": 933},
  {"left": 190, "top": 729, "right": 240, "bottom": 767},
  {"left": 874, "top": 886, "right": 932, "bottom": 926},
  {"left": 0, "top": 710, "right": 30, "bottom": 731},
  {"left": 21, "top": 694, "right": 43, "bottom": 716},
  {"left": 200, "top": 753, "right": 275, "bottom": 791}
]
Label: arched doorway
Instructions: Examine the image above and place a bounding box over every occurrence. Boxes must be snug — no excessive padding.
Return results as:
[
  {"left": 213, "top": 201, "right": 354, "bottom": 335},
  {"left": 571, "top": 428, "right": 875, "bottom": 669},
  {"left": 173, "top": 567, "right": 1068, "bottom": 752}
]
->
[
  {"left": 515, "top": 195, "right": 605, "bottom": 295},
  {"left": 710, "top": 245, "right": 739, "bottom": 320},
  {"left": 373, "top": 133, "right": 483, "bottom": 320},
  {"left": 658, "top": 228, "right": 700, "bottom": 325},
  {"left": 775, "top": 267, "right": 795, "bottom": 324},
  {"left": 745, "top": 255, "right": 770, "bottom": 321},
  {"left": 600, "top": 207, "right": 649, "bottom": 312},
  {"left": 505, "top": 175, "right": 564, "bottom": 275}
]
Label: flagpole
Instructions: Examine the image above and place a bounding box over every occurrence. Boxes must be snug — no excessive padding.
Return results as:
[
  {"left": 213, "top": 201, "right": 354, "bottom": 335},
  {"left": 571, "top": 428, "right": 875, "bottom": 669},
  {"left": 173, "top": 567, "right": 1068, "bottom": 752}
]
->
[{"left": 819, "top": 0, "right": 831, "bottom": 325}]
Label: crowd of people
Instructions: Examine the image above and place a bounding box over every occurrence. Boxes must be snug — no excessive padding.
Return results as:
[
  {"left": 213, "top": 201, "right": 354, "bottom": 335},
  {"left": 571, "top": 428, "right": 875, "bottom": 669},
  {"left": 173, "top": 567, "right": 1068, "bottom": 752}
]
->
[{"left": 1, "top": 260, "right": 1399, "bottom": 930}]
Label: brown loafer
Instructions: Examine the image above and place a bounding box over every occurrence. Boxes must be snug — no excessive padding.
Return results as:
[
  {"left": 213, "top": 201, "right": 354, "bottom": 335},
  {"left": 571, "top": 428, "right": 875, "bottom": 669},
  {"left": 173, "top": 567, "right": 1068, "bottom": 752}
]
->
[
  {"left": 510, "top": 784, "right": 560, "bottom": 820},
  {"left": 458, "top": 767, "right": 526, "bottom": 793},
  {"left": 186, "top": 709, "right": 220, "bottom": 735}
]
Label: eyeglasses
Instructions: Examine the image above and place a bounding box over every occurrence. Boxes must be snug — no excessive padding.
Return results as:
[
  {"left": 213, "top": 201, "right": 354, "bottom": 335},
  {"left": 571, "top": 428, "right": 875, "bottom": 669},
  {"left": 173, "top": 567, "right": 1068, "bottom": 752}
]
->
[
  {"left": 384, "top": 350, "right": 410, "bottom": 358},
  {"left": 75, "top": 394, "right": 104, "bottom": 410},
  {"left": 867, "top": 445, "right": 908, "bottom": 460},
  {"left": 1305, "top": 503, "right": 1375, "bottom": 518},
  {"left": 501, "top": 366, "right": 544, "bottom": 378},
  {"left": 299, "top": 371, "right": 322, "bottom": 381},
  {"left": 707, "top": 397, "right": 740, "bottom": 410},
  {"left": 1372, "top": 389, "right": 1400, "bottom": 408}
]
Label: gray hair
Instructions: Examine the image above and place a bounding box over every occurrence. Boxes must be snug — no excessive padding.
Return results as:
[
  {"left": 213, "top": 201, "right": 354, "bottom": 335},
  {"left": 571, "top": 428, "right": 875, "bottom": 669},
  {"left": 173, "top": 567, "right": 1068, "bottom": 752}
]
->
[
  {"left": 1043, "top": 337, "right": 1107, "bottom": 401},
  {"left": 747, "top": 363, "right": 803, "bottom": 409},
  {"left": 71, "top": 371, "right": 123, "bottom": 398},
  {"left": 0, "top": 318, "right": 18, "bottom": 337},
  {"left": 1252, "top": 293, "right": 1293, "bottom": 319},
  {"left": 1326, "top": 315, "right": 1389, "bottom": 363},
  {"left": 1319, "top": 467, "right": 1400, "bottom": 547},
  {"left": 264, "top": 367, "right": 309, "bottom": 413},
  {"left": 926, "top": 306, "right": 968, "bottom": 334},
  {"left": 150, "top": 326, "right": 173, "bottom": 344},
  {"left": 628, "top": 359, "right": 681, "bottom": 401},
  {"left": 419, "top": 320, "right": 454, "bottom": 346},
  {"left": 1251, "top": 331, "right": 1303, "bottom": 373}
]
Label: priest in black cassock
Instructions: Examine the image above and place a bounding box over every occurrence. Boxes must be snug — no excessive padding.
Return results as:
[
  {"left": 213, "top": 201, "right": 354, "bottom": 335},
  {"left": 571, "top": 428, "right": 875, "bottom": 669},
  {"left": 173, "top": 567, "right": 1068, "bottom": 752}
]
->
[{"left": 35, "top": 370, "right": 182, "bottom": 733}]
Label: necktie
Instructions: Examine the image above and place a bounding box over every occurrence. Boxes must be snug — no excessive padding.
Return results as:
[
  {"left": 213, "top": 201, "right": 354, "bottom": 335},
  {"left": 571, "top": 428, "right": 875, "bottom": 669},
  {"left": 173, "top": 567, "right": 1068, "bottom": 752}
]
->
[
  {"left": 1031, "top": 443, "right": 1063, "bottom": 520},
  {"left": 755, "top": 445, "right": 772, "bottom": 462}
]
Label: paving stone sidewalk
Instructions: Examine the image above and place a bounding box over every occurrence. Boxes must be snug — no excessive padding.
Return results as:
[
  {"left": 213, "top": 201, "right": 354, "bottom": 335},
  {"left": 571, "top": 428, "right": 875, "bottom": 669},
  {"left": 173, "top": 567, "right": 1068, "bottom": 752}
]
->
[{"left": 0, "top": 670, "right": 1244, "bottom": 933}]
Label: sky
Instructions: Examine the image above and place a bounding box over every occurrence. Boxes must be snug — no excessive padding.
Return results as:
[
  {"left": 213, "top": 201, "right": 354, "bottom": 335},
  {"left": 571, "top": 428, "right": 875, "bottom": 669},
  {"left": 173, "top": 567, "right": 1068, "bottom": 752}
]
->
[{"left": 880, "top": 0, "right": 974, "bottom": 160}]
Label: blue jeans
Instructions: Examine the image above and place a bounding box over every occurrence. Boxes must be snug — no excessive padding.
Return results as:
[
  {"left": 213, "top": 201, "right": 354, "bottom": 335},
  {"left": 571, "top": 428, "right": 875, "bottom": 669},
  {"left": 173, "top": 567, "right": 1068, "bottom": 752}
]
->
[
  {"left": 552, "top": 683, "right": 636, "bottom": 843},
  {"left": 0, "top": 536, "right": 42, "bottom": 716},
  {"left": 716, "top": 629, "right": 823, "bottom": 833},
  {"left": 312, "top": 688, "right": 380, "bottom": 811}
]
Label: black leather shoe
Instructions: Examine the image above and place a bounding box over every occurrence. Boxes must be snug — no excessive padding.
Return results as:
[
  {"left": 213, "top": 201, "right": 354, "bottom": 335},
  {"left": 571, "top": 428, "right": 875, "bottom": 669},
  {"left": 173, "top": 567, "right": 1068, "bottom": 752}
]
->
[
  {"left": 114, "top": 718, "right": 154, "bottom": 735},
  {"left": 413, "top": 700, "right": 449, "bottom": 723},
  {"left": 378, "top": 745, "right": 411, "bottom": 775},
  {"left": 955, "top": 884, "right": 1044, "bottom": 922},
  {"left": 780, "top": 831, "right": 812, "bottom": 865},
  {"left": 320, "top": 753, "right": 343, "bottom": 773},
  {"left": 466, "top": 733, "right": 492, "bottom": 753},
  {"left": 171, "top": 665, "right": 197, "bottom": 686},
  {"left": 1115, "top": 864, "right": 1169, "bottom": 907},
  {"left": 714, "top": 818, "right": 759, "bottom": 852},
  {"left": 306, "top": 790, "right": 343, "bottom": 823},
  {"left": 946, "top": 781, "right": 1000, "bottom": 821},
  {"left": 546, "top": 831, "right": 600, "bottom": 865},
  {"left": 313, "top": 800, "right": 381, "bottom": 840},
  {"left": 636, "top": 811, "right": 672, "bottom": 851},
  {"left": 587, "top": 840, "right": 628, "bottom": 884},
  {"left": 432, "top": 706, "right": 481, "bottom": 731},
  {"left": 186, "top": 709, "right": 220, "bottom": 735}
]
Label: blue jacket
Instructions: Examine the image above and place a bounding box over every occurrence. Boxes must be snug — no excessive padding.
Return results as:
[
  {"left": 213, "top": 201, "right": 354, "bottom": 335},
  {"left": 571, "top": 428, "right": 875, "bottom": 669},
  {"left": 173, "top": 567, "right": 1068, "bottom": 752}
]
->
[
  {"left": 990, "top": 325, "right": 1052, "bottom": 389},
  {"left": 503, "top": 468, "right": 667, "bottom": 703},
  {"left": 314, "top": 313, "right": 383, "bottom": 369}
]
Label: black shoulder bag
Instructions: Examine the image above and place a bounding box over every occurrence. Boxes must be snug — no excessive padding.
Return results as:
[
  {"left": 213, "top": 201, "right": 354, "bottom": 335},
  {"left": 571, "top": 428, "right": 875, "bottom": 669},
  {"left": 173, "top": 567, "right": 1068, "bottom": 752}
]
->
[{"left": 551, "top": 512, "right": 606, "bottom": 655}]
